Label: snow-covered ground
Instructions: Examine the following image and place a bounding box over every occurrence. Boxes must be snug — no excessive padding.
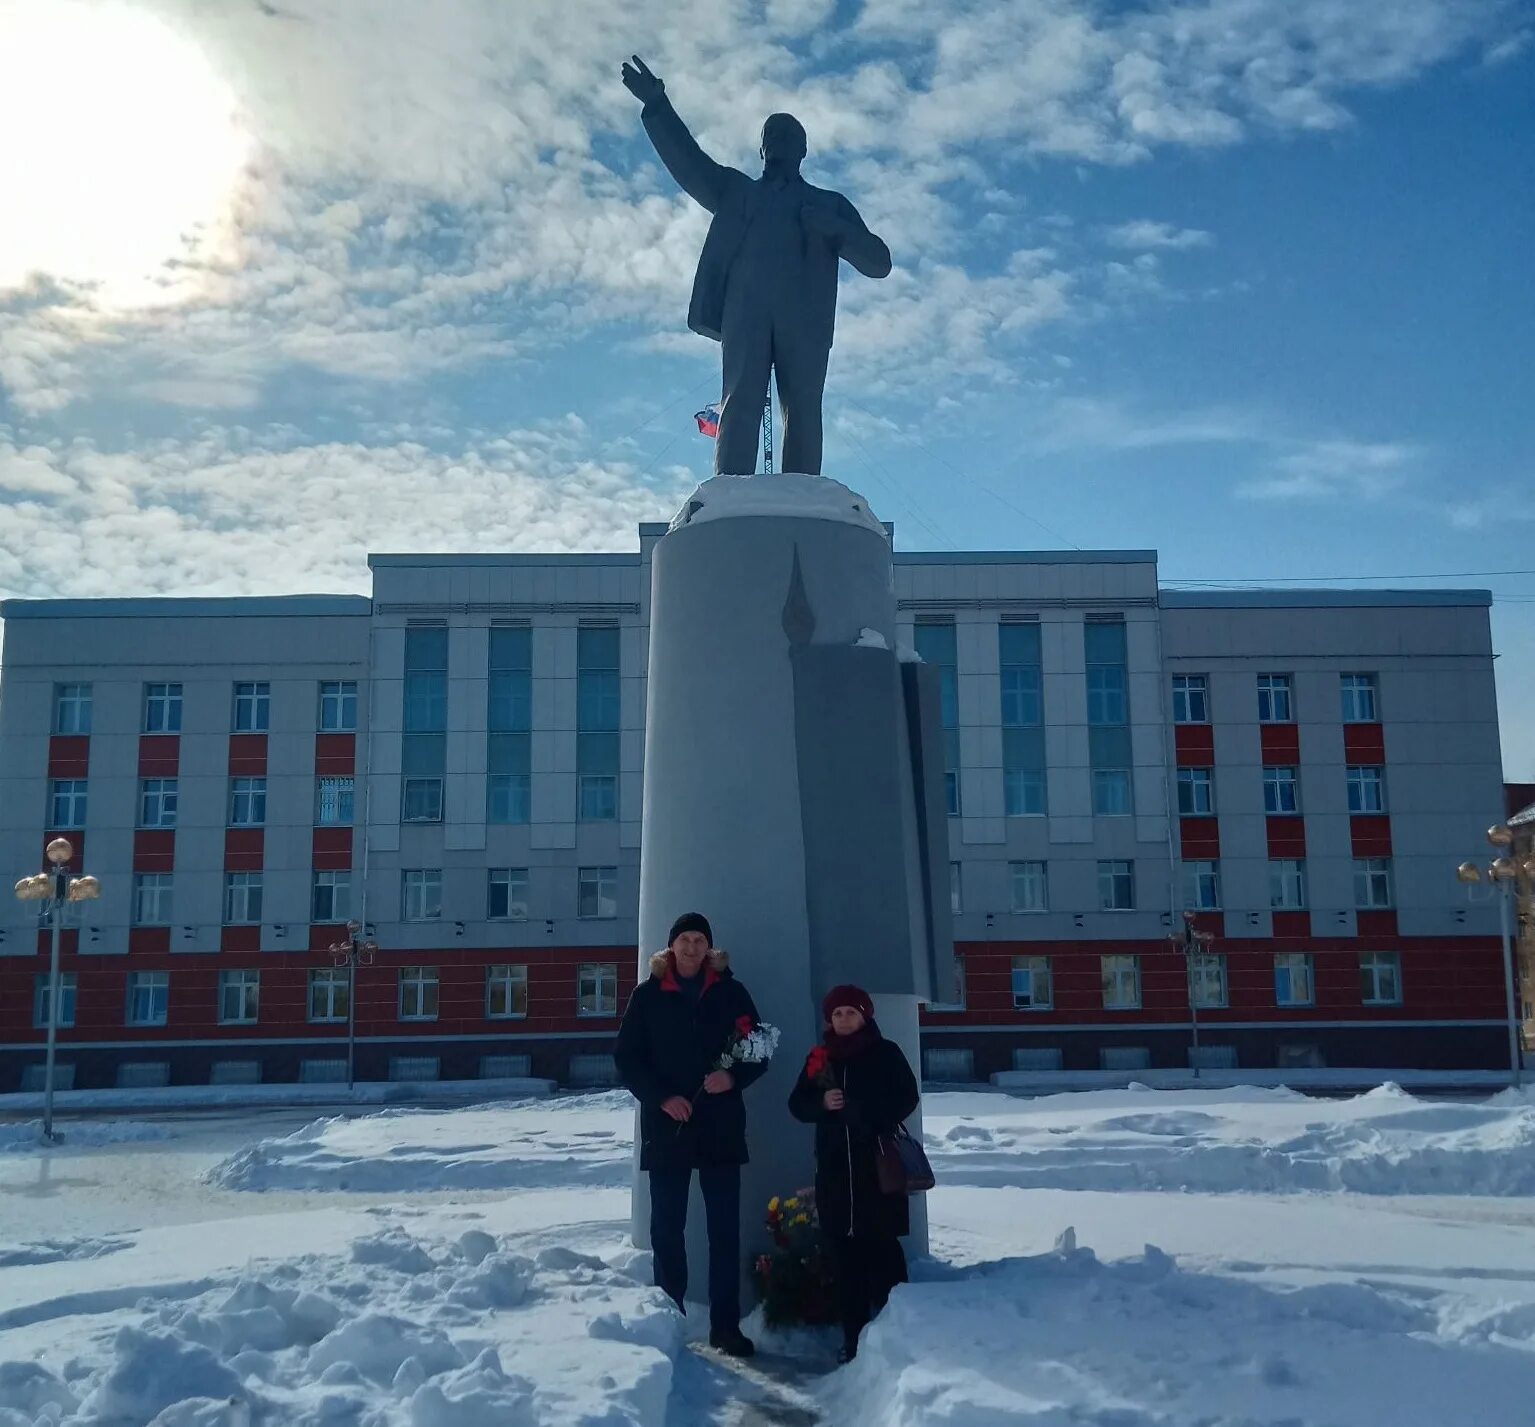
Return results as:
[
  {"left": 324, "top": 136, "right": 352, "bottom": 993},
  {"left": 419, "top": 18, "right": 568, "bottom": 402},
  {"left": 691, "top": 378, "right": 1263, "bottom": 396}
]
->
[{"left": 7, "top": 1084, "right": 1535, "bottom": 1424}]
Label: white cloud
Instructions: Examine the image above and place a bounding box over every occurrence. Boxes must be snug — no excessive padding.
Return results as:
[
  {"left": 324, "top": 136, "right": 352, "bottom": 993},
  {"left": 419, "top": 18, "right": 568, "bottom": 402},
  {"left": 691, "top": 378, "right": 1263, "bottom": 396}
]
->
[
  {"left": 1240, "top": 439, "right": 1421, "bottom": 501},
  {"left": 1103, "top": 220, "right": 1214, "bottom": 251}
]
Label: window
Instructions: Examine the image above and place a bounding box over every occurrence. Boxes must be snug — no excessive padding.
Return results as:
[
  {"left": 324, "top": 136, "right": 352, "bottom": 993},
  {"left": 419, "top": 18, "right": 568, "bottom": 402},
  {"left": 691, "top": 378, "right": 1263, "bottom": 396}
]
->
[
  {"left": 578, "top": 866, "right": 618, "bottom": 919},
  {"left": 949, "top": 861, "right": 962, "bottom": 914},
  {"left": 1360, "top": 951, "right": 1402, "bottom": 1006},
  {"left": 144, "top": 682, "right": 183, "bottom": 733},
  {"left": 578, "top": 963, "right": 619, "bottom": 1017},
  {"left": 229, "top": 777, "right": 267, "bottom": 826},
  {"left": 399, "top": 966, "right": 440, "bottom": 1020},
  {"left": 402, "top": 869, "right": 442, "bottom": 922},
  {"left": 127, "top": 971, "right": 169, "bottom": 1026},
  {"left": 319, "top": 680, "right": 358, "bottom": 732},
  {"left": 1101, "top": 955, "right": 1141, "bottom": 1010},
  {"left": 34, "top": 973, "right": 77, "bottom": 1030},
  {"left": 488, "top": 625, "right": 532, "bottom": 826},
  {"left": 1000, "top": 623, "right": 1045, "bottom": 816},
  {"left": 402, "top": 776, "right": 443, "bottom": 823},
  {"left": 1262, "top": 765, "right": 1300, "bottom": 815},
  {"left": 1190, "top": 952, "right": 1228, "bottom": 1009},
  {"left": 1257, "top": 674, "right": 1292, "bottom": 723},
  {"left": 316, "top": 776, "right": 354, "bottom": 826},
  {"left": 1009, "top": 861, "right": 1048, "bottom": 913},
  {"left": 578, "top": 626, "right": 621, "bottom": 823},
  {"left": 1274, "top": 952, "right": 1315, "bottom": 1007},
  {"left": 923, "top": 1048, "right": 975, "bottom": 1082},
  {"left": 925, "top": 958, "right": 967, "bottom": 1012},
  {"left": 1092, "top": 769, "right": 1132, "bottom": 815},
  {"left": 140, "top": 778, "right": 178, "bottom": 828},
  {"left": 312, "top": 870, "right": 352, "bottom": 924},
  {"left": 487, "top": 964, "right": 528, "bottom": 1019},
  {"left": 50, "top": 779, "right": 87, "bottom": 828},
  {"left": 54, "top": 682, "right": 92, "bottom": 734},
  {"left": 133, "top": 873, "right": 173, "bottom": 925},
  {"left": 1341, "top": 673, "right": 1378, "bottom": 724},
  {"left": 1270, "top": 859, "right": 1306, "bottom": 910},
  {"left": 487, "top": 770, "right": 531, "bottom": 824},
  {"left": 1346, "top": 765, "right": 1386, "bottom": 813},
  {"left": 224, "top": 872, "right": 263, "bottom": 925},
  {"left": 218, "top": 969, "right": 260, "bottom": 1024},
  {"left": 233, "top": 682, "right": 271, "bottom": 732},
  {"left": 1354, "top": 857, "right": 1393, "bottom": 909},
  {"left": 914, "top": 623, "right": 960, "bottom": 815},
  {"left": 308, "top": 968, "right": 349, "bottom": 1022},
  {"left": 488, "top": 868, "right": 530, "bottom": 921},
  {"left": 1172, "top": 674, "right": 1208, "bottom": 724},
  {"left": 1182, "top": 859, "right": 1221, "bottom": 910},
  {"left": 1176, "top": 767, "right": 1214, "bottom": 816},
  {"left": 1011, "top": 955, "right": 1053, "bottom": 1010},
  {"left": 1098, "top": 860, "right": 1135, "bottom": 911}
]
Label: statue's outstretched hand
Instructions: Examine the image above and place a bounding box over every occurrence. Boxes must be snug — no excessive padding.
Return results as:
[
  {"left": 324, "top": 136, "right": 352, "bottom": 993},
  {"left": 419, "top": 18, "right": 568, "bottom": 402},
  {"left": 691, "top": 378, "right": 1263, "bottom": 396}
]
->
[{"left": 621, "top": 55, "right": 665, "bottom": 105}]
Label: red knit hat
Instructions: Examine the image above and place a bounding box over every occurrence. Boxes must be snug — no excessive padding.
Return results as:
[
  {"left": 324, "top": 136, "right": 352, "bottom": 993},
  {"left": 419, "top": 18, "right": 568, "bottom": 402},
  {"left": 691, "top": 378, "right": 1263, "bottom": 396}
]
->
[{"left": 822, "top": 984, "right": 874, "bottom": 1022}]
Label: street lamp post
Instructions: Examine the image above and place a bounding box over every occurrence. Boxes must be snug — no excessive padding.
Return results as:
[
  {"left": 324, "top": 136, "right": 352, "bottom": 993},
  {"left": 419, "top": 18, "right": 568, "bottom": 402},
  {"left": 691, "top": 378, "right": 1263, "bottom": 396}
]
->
[
  {"left": 327, "top": 919, "right": 377, "bottom": 1091},
  {"left": 1171, "top": 910, "right": 1215, "bottom": 1077},
  {"left": 1457, "top": 823, "right": 1535, "bottom": 1088},
  {"left": 14, "top": 837, "right": 100, "bottom": 1141}
]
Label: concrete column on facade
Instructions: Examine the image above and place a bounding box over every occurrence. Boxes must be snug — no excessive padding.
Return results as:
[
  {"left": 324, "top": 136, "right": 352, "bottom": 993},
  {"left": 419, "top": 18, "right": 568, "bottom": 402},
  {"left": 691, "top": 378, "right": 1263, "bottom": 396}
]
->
[{"left": 633, "top": 474, "right": 953, "bottom": 1303}]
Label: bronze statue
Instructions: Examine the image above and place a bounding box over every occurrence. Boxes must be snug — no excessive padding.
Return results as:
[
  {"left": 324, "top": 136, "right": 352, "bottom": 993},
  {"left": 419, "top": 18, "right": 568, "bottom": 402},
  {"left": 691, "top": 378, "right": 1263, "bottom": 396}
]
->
[{"left": 621, "top": 56, "right": 891, "bottom": 476}]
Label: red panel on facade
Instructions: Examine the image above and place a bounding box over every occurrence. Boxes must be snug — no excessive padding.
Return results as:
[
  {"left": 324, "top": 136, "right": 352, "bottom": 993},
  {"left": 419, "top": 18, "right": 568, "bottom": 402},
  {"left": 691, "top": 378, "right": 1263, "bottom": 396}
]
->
[
  {"left": 33, "top": 928, "right": 80, "bottom": 956},
  {"left": 1174, "top": 725, "right": 1215, "bottom": 766},
  {"left": 47, "top": 735, "right": 90, "bottom": 777},
  {"left": 1343, "top": 723, "right": 1386, "bottom": 763},
  {"left": 1179, "top": 817, "right": 1221, "bottom": 858},
  {"left": 228, "top": 734, "right": 268, "bottom": 775},
  {"left": 138, "top": 735, "right": 180, "bottom": 775},
  {"left": 1351, "top": 815, "right": 1393, "bottom": 857},
  {"left": 1271, "top": 911, "right": 1311, "bottom": 938},
  {"left": 315, "top": 733, "right": 356, "bottom": 775},
  {"left": 1189, "top": 912, "right": 1224, "bottom": 938},
  {"left": 221, "top": 925, "right": 262, "bottom": 953},
  {"left": 224, "top": 828, "right": 265, "bottom": 871},
  {"left": 312, "top": 827, "right": 353, "bottom": 870},
  {"left": 1265, "top": 816, "right": 1306, "bottom": 857},
  {"left": 1260, "top": 724, "right": 1301, "bottom": 762},
  {"left": 310, "top": 923, "right": 349, "bottom": 951},
  {"left": 1356, "top": 910, "right": 1399, "bottom": 938},
  {"left": 133, "top": 829, "right": 176, "bottom": 873},
  {"left": 129, "top": 926, "right": 171, "bottom": 954}
]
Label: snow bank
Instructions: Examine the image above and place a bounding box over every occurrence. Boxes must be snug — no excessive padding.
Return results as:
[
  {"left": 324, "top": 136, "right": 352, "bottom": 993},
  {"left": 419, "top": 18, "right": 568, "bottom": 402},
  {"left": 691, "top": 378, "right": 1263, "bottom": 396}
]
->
[
  {"left": 0, "top": 1223, "right": 680, "bottom": 1427},
  {"left": 204, "top": 1093, "right": 632, "bottom": 1194},
  {"left": 667, "top": 473, "right": 886, "bottom": 537},
  {"left": 0, "top": 1119, "right": 170, "bottom": 1152},
  {"left": 926, "top": 1085, "right": 1535, "bottom": 1195},
  {"left": 822, "top": 1234, "right": 1535, "bottom": 1425}
]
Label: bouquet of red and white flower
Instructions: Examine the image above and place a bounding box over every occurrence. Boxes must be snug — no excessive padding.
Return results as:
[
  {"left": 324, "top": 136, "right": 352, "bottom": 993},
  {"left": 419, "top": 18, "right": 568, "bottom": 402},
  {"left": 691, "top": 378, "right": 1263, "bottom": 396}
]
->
[{"left": 677, "top": 1017, "right": 781, "bottom": 1134}]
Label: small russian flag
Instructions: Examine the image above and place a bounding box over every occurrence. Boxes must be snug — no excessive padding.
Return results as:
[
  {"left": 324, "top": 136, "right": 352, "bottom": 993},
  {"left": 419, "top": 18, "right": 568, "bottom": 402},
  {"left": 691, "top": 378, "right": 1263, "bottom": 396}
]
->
[{"left": 694, "top": 403, "right": 721, "bottom": 438}]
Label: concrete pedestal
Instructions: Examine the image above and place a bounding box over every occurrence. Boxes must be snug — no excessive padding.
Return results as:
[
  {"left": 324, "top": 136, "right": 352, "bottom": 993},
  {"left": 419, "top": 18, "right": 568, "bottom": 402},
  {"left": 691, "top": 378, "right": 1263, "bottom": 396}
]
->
[{"left": 632, "top": 475, "right": 950, "bottom": 1303}]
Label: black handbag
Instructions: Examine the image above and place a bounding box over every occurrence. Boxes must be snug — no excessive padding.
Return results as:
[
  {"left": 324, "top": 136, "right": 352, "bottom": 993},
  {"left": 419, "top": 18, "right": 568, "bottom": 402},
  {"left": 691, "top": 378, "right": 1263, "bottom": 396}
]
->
[{"left": 875, "top": 1122, "right": 935, "bottom": 1195}]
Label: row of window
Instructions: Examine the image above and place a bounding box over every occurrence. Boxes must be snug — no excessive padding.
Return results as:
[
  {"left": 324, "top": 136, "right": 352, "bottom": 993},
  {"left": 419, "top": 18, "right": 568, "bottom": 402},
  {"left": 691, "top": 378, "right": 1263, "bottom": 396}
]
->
[
  {"left": 49, "top": 777, "right": 355, "bottom": 832},
  {"left": 123, "top": 865, "right": 619, "bottom": 927},
  {"left": 993, "top": 950, "right": 1403, "bottom": 1012},
  {"left": 32, "top": 961, "right": 622, "bottom": 1030},
  {"left": 1176, "top": 764, "right": 1386, "bottom": 817},
  {"left": 53, "top": 681, "right": 358, "bottom": 736},
  {"left": 950, "top": 856, "right": 1396, "bottom": 915},
  {"left": 1173, "top": 672, "right": 1379, "bottom": 725}
]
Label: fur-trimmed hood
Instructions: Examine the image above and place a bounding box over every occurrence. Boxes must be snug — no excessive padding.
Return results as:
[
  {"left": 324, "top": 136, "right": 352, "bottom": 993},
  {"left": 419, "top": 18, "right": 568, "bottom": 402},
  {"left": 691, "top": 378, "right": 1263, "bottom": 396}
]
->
[{"left": 648, "top": 947, "right": 731, "bottom": 980}]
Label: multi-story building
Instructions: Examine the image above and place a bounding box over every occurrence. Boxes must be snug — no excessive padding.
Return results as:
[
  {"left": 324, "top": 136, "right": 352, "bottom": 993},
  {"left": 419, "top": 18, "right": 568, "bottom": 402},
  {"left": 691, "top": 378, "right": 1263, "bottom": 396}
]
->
[{"left": 0, "top": 533, "right": 1509, "bottom": 1091}]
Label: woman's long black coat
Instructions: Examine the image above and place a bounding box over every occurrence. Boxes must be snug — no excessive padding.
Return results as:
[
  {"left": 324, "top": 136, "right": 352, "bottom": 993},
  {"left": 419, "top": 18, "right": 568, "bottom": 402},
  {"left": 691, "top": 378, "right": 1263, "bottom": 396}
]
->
[{"left": 788, "top": 1034, "right": 921, "bottom": 1240}]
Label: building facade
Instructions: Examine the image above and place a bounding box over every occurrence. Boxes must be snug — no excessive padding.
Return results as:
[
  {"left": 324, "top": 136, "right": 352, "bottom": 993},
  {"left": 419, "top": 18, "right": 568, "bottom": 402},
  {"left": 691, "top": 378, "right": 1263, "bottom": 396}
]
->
[{"left": 0, "top": 534, "right": 1510, "bottom": 1091}]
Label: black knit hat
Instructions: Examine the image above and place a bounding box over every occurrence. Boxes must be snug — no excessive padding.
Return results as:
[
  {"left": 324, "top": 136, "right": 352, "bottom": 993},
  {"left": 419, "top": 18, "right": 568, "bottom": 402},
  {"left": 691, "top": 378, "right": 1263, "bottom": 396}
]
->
[{"left": 668, "top": 912, "right": 714, "bottom": 948}]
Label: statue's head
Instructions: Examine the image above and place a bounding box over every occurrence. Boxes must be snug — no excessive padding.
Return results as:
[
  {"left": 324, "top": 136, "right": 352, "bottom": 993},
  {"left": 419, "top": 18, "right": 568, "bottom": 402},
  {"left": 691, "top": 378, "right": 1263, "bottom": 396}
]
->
[{"left": 760, "top": 112, "right": 807, "bottom": 167}]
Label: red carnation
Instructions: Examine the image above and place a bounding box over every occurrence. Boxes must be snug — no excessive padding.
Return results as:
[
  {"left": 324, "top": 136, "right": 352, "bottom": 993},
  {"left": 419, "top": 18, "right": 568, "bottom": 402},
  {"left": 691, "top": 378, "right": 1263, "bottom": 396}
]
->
[
  {"left": 805, "top": 1046, "right": 830, "bottom": 1081},
  {"left": 736, "top": 1015, "right": 755, "bottom": 1035}
]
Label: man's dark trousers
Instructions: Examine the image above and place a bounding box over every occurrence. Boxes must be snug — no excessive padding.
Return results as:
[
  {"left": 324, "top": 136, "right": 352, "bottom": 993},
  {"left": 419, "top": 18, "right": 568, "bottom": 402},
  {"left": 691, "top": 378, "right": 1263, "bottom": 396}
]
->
[{"left": 648, "top": 1163, "right": 741, "bottom": 1332}]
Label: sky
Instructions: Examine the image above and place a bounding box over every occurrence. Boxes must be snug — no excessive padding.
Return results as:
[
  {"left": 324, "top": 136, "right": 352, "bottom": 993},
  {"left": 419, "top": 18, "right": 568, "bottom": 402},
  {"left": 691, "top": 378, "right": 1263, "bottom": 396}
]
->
[{"left": 0, "top": 0, "right": 1531, "bottom": 777}]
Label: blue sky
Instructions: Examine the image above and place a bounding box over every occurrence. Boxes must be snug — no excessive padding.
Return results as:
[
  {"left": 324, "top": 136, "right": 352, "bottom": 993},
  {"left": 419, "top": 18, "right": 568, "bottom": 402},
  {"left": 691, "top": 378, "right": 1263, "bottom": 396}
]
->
[{"left": 0, "top": 0, "right": 1531, "bottom": 777}]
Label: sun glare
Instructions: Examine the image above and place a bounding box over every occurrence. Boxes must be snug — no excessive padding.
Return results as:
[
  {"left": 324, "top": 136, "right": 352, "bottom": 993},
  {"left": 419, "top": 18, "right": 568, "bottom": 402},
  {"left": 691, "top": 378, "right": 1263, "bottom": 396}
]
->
[{"left": 0, "top": 0, "right": 252, "bottom": 312}]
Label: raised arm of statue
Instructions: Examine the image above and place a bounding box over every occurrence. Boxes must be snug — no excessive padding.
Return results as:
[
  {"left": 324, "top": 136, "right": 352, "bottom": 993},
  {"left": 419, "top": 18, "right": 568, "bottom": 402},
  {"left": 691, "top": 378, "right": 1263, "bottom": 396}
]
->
[{"left": 621, "top": 54, "right": 735, "bottom": 215}]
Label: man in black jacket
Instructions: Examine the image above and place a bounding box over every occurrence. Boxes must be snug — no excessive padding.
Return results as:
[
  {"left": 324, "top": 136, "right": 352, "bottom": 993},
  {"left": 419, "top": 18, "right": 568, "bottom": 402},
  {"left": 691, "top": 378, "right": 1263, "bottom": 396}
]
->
[{"left": 615, "top": 912, "right": 767, "bottom": 1357}]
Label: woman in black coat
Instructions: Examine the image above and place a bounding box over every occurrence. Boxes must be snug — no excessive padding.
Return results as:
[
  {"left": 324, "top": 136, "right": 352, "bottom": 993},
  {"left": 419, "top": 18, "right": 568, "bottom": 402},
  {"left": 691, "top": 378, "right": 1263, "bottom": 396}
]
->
[{"left": 788, "top": 983, "right": 920, "bottom": 1362}]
